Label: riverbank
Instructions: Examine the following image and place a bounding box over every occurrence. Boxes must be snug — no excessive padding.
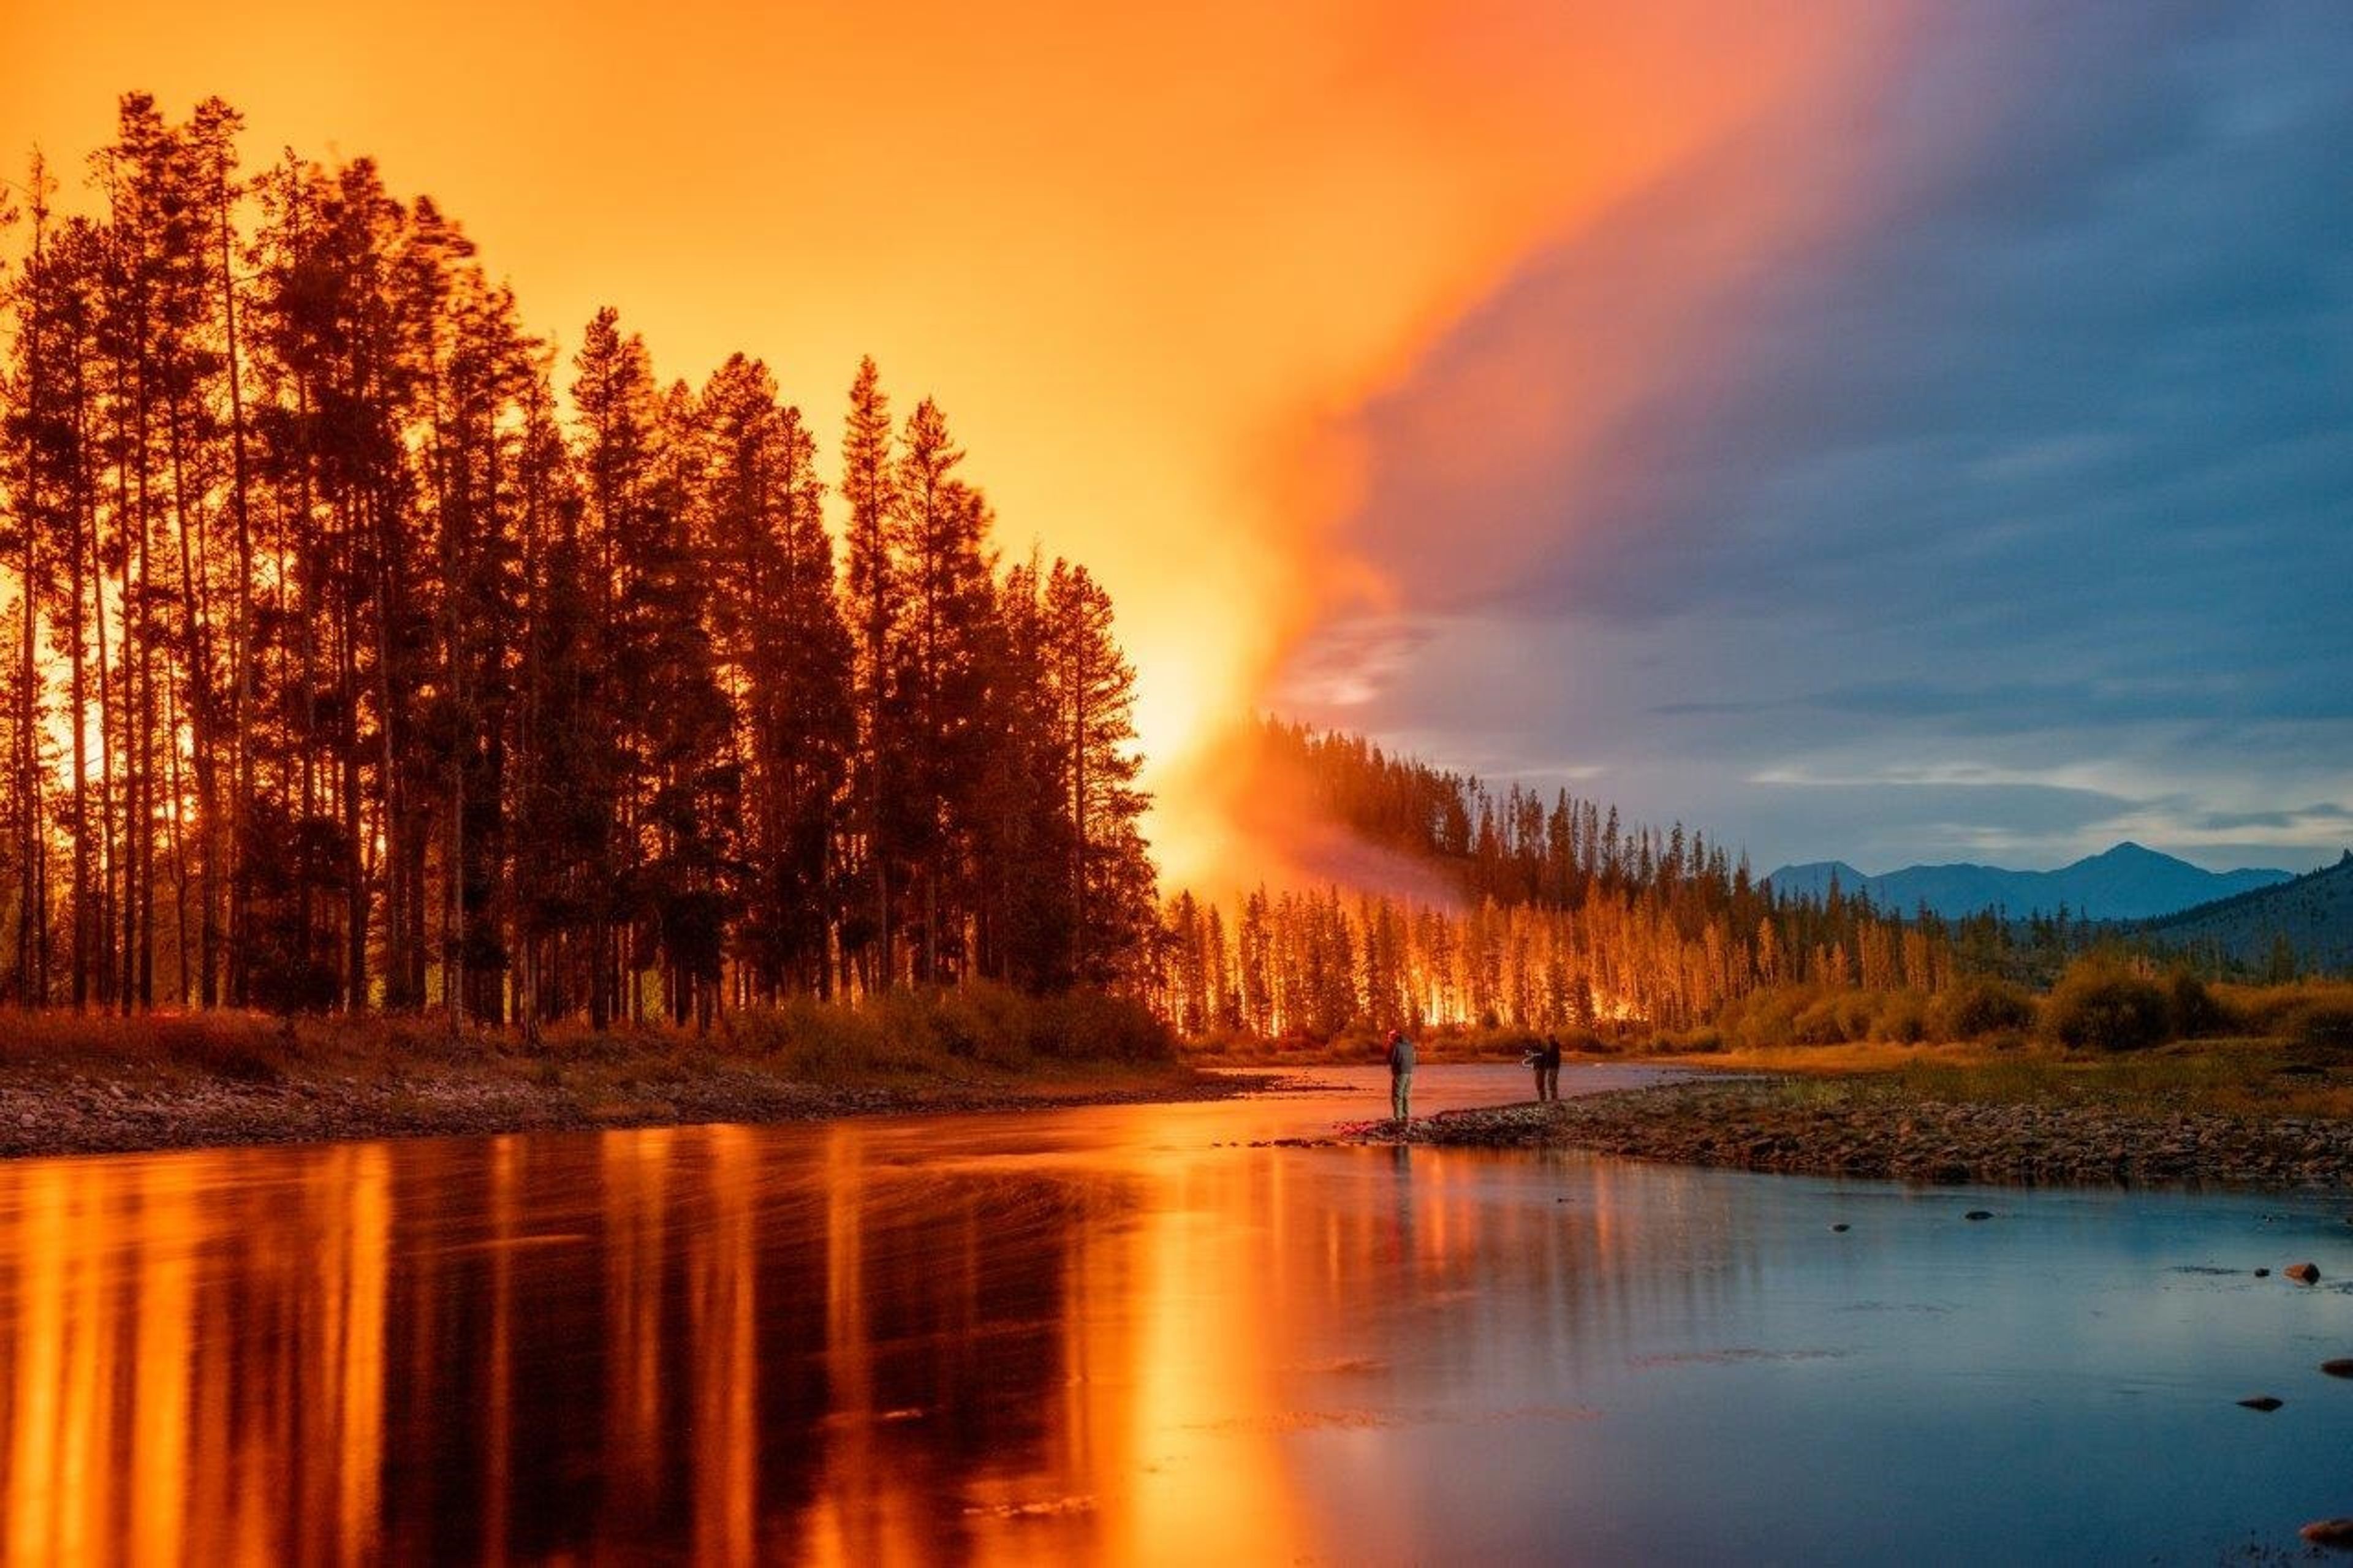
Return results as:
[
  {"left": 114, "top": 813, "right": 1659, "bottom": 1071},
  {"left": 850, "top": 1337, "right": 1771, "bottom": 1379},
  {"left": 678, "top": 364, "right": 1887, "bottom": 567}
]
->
[
  {"left": 0, "top": 1002, "right": 1243, "bottom": 1159},
  {"left": 1370, "top": 1071, "right": 2353, "bottom": 1191}
]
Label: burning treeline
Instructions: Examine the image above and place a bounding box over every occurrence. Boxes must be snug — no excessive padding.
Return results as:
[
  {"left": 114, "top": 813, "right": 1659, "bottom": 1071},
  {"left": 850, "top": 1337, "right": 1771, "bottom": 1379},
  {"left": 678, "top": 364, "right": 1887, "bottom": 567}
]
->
[
  {"left": 0, "top": 95, "right": 1158, "bottom": 1025},
  {"left": 1151, "top": 722, "right": 1955, "bottom": 1041},
  {"left": 0, "top": 95, "right": 1964, "bottom": 1045}
]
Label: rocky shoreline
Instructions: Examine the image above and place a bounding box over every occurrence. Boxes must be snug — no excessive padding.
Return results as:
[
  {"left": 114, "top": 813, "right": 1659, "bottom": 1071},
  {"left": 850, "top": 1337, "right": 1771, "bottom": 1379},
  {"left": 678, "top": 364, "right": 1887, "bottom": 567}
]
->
[
  {"left": 0, "top": 1060, "right": 1259, "bottom": 1161},
  {"left": 1352, "top": 1079, "right": 2353, "bottom": 1192}
]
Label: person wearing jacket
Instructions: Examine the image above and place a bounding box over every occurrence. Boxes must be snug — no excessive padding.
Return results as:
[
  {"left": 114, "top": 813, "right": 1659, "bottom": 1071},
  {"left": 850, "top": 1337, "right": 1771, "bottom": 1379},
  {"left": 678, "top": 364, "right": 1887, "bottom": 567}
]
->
[{"left": 1385, "top": 1028, "right": 1415, "bottom": 1125}]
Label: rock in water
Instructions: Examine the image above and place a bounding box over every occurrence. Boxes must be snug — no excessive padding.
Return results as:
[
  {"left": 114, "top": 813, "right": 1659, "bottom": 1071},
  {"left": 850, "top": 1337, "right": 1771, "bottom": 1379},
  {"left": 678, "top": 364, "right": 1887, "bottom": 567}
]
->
[
  {"left": 2322, "top": 1359, "right": 2353, "bottom": 1379},
  {"left": 2301, "top": 1518, "right": 2353, "bottom": 1549},
  {"left": 2286, "top": 1262, "right": 2321, "bottom": 1284},
  {"left": 1831, "top": 1223, "right": 1851, "bottom": 1233},
  {"left": 2255, "top": 1268, "right": 2272, "bottom": 1278},
  {"left": 2237, "top": 1396, "right": 2284, "bottom": 1411},
  {"left": 1964, "top": 1210, "right": 1993, "bottom": 1222}
]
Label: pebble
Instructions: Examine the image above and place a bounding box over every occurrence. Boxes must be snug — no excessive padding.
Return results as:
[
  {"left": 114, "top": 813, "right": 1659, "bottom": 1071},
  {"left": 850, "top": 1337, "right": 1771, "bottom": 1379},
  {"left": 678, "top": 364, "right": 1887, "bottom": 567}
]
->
[
  {"left": 2286, "top": 1263, "right": 2322, "bottom": 1284},
  {"left": 2237, "top": 1396, "right": 2283, "bottom": 1412},
  {"left": 2302, "top": 1519, "right": 2353, "bottom": 1549},
  {"left": 1365, "top": 1081, "right": 2353, "bottom": 1195},
  {"left": 1964, "top": 1210, "right": 1993, "bottom": 1222},
  {"left": 1830, "top": 1222, "right": 1850, "bottom": 1233}
]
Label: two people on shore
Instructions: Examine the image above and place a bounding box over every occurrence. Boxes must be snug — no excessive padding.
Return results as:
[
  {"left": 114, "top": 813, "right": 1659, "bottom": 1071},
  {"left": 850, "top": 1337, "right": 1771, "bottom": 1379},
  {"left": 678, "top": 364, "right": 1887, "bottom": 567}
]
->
[
  {"left": 1532, "top": 1034, "right": 1562, "bottom": 1102},
  {"left": 1385, "top": 1028, "right": 1415, "bottom": 1126}
]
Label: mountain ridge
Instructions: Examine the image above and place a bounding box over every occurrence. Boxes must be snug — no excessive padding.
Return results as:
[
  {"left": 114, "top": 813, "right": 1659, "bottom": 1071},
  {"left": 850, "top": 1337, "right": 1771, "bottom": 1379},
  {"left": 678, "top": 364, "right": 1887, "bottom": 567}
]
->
[
  {"left": 2129, "top": 850, "right": 2353, "bottom": 972},
  {"left": 1762, "top": 841, "right": 2295, "bottom": 922}
]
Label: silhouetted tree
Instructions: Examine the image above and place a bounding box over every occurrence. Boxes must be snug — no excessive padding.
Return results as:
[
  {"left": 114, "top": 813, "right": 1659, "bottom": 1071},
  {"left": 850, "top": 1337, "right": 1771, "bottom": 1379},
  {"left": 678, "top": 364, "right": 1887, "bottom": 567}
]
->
[{"left": 0, "top": 95, "right": 1166, "bottom": 1028}]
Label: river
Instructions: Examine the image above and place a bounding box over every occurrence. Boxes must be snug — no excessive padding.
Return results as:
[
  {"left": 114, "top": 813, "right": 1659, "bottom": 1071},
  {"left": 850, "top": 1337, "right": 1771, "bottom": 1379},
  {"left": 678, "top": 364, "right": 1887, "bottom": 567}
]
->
[{"left": 1, "top": 1063, "right": 2349, "bottom": 1564}]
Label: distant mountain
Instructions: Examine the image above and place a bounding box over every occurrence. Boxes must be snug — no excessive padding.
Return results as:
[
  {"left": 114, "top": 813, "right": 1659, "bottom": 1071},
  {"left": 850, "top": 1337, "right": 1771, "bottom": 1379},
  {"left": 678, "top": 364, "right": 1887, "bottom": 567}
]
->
[
  {"left": 1762, "top": 842, "right": 2295, "bottom": 921},
  {"left": 2133, "top": 850, "right": 2353, "bottom": 972}
]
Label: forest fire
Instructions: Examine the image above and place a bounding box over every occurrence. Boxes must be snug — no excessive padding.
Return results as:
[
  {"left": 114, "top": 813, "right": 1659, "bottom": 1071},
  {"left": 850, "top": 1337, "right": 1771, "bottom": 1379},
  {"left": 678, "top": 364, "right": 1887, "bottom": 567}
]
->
[
  {"left": 2, "top": 1, "right": 1920, "bottom": 907},
  {"left": 0, "top": 20, "right": 1971, "bottom": 1039},
  {"left": 3, "top": 9, "right": 2350, "bottom": 1568},
  {"left": 1151, "top": 722, "right": 1953, "bottom": 1039}
]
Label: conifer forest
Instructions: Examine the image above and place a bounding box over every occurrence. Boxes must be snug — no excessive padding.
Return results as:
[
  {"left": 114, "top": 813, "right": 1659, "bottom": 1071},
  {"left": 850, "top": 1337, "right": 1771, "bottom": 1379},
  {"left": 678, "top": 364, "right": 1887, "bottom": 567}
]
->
[{"left": 0, "top": 96, "right": 1158, "bottom": 1028}]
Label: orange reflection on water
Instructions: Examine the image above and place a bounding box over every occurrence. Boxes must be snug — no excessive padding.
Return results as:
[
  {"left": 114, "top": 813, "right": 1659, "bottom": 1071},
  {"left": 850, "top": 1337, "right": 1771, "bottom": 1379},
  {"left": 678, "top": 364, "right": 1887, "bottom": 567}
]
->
[
  {"left": 0, "top": 1104, "right": 1705, "bottom": 1564},
  {"left": 0, "top": 1148, "right": 391, "bottom": 1567},
  {"left": 690, "top": 1127, "right": 756, "bottom": 1566}
]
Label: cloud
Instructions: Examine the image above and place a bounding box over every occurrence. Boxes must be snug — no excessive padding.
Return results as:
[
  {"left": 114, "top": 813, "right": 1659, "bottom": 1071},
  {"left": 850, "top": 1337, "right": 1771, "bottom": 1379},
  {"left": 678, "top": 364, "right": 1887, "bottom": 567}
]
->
[{"left": 1295, "top": 1, "right": 2353, "bottom": 873}]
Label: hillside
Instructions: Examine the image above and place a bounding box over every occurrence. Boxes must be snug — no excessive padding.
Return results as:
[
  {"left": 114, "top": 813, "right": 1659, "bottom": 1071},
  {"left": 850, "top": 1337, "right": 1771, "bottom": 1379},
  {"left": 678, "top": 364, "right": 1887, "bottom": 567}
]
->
[
  {"left": 2131, "top": 850, "right": 2353, "bottom": 973},
  {"left": 1764, "top": 842, "right": 2292, "bottom": 921}
]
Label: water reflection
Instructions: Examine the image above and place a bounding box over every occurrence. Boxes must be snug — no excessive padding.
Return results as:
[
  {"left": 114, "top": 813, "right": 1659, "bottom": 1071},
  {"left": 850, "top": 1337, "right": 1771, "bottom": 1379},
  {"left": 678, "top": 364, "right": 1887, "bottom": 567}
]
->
[{"left": 1, "top": 1069, "right": 2349, "bottom": 1564}]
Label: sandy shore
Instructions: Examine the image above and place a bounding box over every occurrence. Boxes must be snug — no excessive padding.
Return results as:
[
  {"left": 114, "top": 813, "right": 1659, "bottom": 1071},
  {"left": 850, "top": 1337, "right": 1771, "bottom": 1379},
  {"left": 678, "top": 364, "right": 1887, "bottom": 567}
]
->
[
  {"left": 1348, "top": 1079, "right": 2353, "bottom": 1192},
  {"left": 0, "top": 1058, "right": 1257, "bottom": 1161}
]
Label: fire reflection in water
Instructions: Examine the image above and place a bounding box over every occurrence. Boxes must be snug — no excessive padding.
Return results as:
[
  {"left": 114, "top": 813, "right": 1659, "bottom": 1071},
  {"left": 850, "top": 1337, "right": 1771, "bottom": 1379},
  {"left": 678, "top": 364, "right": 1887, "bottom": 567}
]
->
[
  {"left": 0, "top": 1110, "right": 1702, "bottom": 1564},
  {"left": 1, "top": 1145, "right": 390, "bottom": 1566}
]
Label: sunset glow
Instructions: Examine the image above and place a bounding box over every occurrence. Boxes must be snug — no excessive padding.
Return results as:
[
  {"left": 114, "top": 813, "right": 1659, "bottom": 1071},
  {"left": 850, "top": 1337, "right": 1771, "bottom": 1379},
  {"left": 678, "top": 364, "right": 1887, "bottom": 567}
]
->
[
  {"left": 5, "top": 0, "right": 1912, "bottom": 890},
  {"left": 5, "top": 9, "right": 2353, "bottom": 1561}
]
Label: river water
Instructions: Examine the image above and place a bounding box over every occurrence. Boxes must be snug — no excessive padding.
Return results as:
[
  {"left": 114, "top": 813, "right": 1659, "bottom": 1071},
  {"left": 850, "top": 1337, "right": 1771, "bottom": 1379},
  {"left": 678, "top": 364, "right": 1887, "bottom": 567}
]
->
[{"left": 1, "top": 1064, "right": 2349, "bottom": 1565}]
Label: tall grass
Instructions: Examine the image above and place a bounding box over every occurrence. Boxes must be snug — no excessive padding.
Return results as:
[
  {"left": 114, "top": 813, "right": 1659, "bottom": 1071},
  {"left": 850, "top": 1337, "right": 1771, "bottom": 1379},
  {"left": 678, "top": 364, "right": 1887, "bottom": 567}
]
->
[
  {"left": 721, "top": 983, "right": 1173, "bottom": 1079},
  {"left": 0, "top": 983, "right": 1178, "bottom": 1084},
  {"left": 1683, "top": 968, "right": 2353, "bottom": 1058}
]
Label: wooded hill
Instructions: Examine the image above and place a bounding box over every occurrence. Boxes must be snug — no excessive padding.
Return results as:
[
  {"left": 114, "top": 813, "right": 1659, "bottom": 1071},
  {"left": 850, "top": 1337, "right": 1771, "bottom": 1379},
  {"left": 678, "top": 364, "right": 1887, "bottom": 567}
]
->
[
  {"left": 2126, "top": 851, "right": 2353, "bottom": 977},
  {"left": 0, "top": 94, "right": 1157, "bottom": 1028},
  {"left": 1153, "top": 719, "right": 1959, "bottom": 1037}
]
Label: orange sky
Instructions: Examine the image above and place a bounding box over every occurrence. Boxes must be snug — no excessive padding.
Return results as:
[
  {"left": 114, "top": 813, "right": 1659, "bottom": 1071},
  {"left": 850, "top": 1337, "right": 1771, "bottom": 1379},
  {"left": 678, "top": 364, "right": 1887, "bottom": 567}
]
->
[{"left": 2, "top": 0, "right": 1913, "bottom": 887}]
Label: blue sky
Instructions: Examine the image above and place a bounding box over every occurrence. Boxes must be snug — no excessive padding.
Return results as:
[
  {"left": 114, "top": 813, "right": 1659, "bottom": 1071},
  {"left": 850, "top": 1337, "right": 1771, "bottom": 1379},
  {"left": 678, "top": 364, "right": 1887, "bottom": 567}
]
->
[{"left": 1282, "top": 1, "right": 2353, "bottom": 876}]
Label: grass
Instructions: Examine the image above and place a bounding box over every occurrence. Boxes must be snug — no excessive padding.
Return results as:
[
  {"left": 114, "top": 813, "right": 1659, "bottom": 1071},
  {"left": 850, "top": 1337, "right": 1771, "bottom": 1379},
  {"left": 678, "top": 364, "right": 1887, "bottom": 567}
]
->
[
  {"left": 1651, "top": 1035, "right": 2353, "bottom": 1121},
  {"left": 0, "top": 983, "right": 1190, "bottom": 1098}
]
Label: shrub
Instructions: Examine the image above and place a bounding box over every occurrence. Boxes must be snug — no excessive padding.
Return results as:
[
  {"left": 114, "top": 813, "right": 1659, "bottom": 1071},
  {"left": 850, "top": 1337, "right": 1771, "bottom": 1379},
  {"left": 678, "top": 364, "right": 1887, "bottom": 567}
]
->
[
  {"left": 1721, "top": 986, "right": 1817, "bottom": 1050},
  {"left": 2213, "top": 981, "right": 2353, "bottom": 1042},
  {"left": 2042, "top": 963, "right": 2170, "bottom": 1052},
  {"left": 1876, "top": 990, "right": 1931, "bottom": 1045},
  {"left": 2292, "top": 998, "right": 2353, "bottom": 1051},
  {"left": 2164, "top": 971, "right": 2230, "bottom": 1039},
  {"left": 1029, "top": 990, "right": 1176, "bottom": 1062},
  {"left": 2213, "top": 982, "right": 2314, "bottom": 1037},
  {"left": 150, "top": 1015, "right": 294, "bottom": 1081},
  {"left": 1792, "top": 991, "right": 1876, "bottom": 1045},
  {"left": 1933, "top": 977, "right": 2036, "bottom": 1041}
]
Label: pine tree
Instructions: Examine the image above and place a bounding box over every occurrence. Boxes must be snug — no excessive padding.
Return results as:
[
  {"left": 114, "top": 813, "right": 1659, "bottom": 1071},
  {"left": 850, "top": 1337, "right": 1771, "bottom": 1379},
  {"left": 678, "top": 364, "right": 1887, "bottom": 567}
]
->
[
  {"left": 885, "top": 397, "right": 993, "bottom": 984},
  {"left": 0, "top": 159, "right": 48, "bottom": 1003},
  {"left": 0, "top": 96, "right": 1173, "bottom": 1031},
  {"left": 1040, "top": 559, "right": 1152, "bottom": 987},
  {"left": 567, "top": 306, "right": 659, "bottom": 1026},
  {"left": 976, "top": 556, "right": 1078, "bottom": 990},
  {"left": 838, "top": 357, "right": 896, "bottom": 991},
  {"left": 696, "top": 354, "right": 851, "bottom": 1001}
]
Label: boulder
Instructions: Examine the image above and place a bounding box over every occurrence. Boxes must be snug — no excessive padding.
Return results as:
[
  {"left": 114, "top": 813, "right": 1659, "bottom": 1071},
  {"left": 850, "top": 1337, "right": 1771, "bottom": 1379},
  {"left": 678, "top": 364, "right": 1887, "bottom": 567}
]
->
[{"left": 2286, "top": 1262, "right": 2322, "bottom": 1284}]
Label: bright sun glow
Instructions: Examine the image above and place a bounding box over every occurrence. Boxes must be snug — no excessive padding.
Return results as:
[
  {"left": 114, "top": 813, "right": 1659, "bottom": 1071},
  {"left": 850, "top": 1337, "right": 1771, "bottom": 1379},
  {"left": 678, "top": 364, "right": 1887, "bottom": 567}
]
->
[{"left": 0, "top": 0, "right": 1916, "bottom": 895}]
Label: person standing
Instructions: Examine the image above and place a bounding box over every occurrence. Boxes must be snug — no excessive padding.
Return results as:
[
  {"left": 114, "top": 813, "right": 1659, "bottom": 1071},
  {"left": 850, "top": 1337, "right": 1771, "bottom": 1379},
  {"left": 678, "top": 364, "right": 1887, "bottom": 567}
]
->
[
  {"left": 1539, "top": 1034, "right": 1563, "bottom": 1102},
  {"left": 1385, "top": 1028, "right": 1415, "bottom": 1126}
]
